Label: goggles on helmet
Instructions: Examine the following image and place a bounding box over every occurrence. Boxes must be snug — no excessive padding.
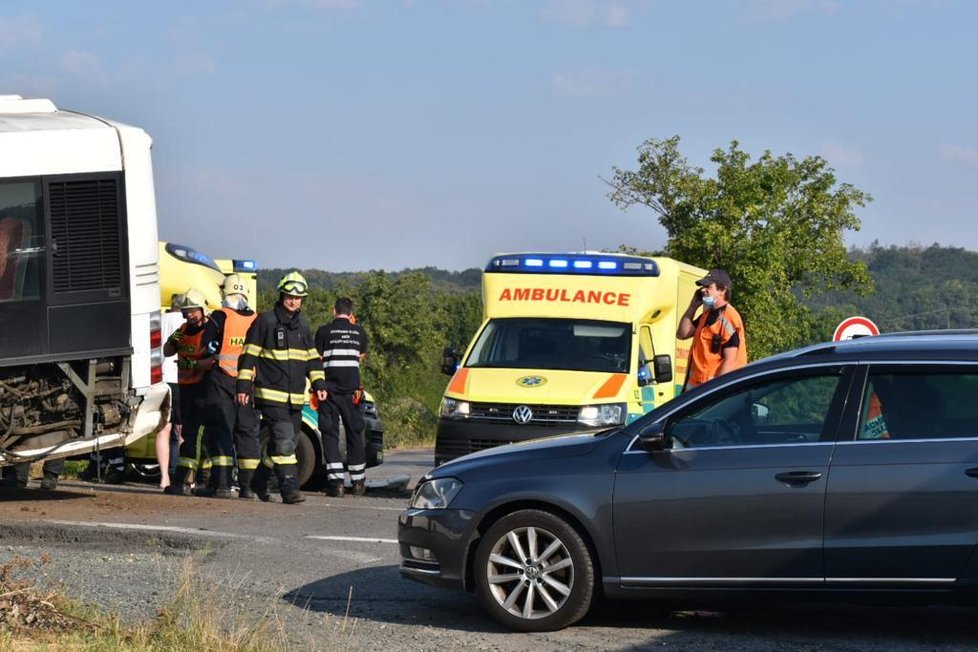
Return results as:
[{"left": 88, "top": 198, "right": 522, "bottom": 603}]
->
[{"left": 280, "top": 280, "right": 308, "bottom": 296}]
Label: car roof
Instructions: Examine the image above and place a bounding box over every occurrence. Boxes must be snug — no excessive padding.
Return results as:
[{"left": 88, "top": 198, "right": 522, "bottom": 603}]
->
[{"left": 756, "top": 330, "right": 978, "bottom": 369}]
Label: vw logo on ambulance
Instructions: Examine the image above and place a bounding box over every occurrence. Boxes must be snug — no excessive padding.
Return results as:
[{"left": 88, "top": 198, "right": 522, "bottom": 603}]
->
[{"left": 512, "top": 405, "right": 534, "bottom": 424}]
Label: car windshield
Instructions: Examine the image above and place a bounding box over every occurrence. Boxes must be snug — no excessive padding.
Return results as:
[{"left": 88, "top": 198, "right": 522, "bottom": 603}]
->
[{"left": 465, "top": 317, "right": 631, "bottom": 373}]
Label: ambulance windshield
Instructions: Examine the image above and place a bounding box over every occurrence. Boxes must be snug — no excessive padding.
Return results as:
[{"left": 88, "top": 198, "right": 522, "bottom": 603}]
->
[{"left": 467, "top": 318, "right": 630, "bottom": 373}]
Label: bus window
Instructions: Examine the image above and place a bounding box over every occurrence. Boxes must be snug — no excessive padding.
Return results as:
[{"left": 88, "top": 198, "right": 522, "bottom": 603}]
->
[{"left": 0, "top": 181, "right": 43, "bottom": 302}]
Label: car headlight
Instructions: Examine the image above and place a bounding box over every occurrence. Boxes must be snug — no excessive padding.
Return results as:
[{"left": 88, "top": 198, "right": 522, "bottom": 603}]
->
[
  {"left": 361, "top": 401, "right": 378, "bottom": 416},
  {"left": 577, "top": 403, "right": 626, "bottom": 427},
  {"left": 410, "top": 477, "right": 463, "bottom": 509},
  {"left": 439, "top": 397, "right": 471, "bottom": 419}
]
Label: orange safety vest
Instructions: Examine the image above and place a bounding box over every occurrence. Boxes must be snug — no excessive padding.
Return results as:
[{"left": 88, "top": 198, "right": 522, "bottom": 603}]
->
[
  {"left": 688, "top": 304, "right": 748, "bottom": 387},
  {"left": 215, "top": 310, "right": 257, "bottom": 377},
  {"left": 176, "top": 324, "right": 208, "bottom": 385}
]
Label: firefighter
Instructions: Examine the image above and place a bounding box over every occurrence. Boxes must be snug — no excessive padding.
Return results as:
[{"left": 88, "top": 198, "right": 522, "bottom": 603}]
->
[
  {"left": 315, "top": 297, "right": 369, "bottom": 497},
  {"left": 236, "top": 272, "right": 326, "bottom": 504},
  {"left": 196, "top": 274, "right": 259, "bottom": 499},
  {"left": 163, "top": 288, "right": 214, "bottom": 496}
]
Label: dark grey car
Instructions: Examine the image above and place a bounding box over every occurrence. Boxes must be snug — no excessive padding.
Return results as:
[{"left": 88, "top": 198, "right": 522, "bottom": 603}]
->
[{"left": 398, "top": 332, "right": 978, "bottom": 631}]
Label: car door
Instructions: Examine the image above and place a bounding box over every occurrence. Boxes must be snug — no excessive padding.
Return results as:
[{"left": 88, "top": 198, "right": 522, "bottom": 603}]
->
[
  {"left": 613, "top": 365, "right": 854, "bottom": 586},
  {"left": 824, "top": 364, "right": 978, "bottom": 585}
]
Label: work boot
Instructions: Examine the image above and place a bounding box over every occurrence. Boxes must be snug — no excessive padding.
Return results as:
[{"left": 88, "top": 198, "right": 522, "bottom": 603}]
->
[
  {"left": 276, "top": 465, "right": 303, "bottom": 504},
  {"left": 163, "top": 467, "right": 191, "bottom": 496},
  {"left": 40, "top": 471, "right": 59, "bottom": 491},
  {"left": 251, "top": 464, "right": 274, "bottom": 502},
  {"left": 237, "top": 468, "right": 256, "bottom": 500},
  {"left": 194, "top": 466, "right": 233, "bottom": 498},
  {"left": 324, "top": 483, "right": 345, "bottom": 498},
  {"left": 351, "top": 480, "right": 366, "bottom": 496}
]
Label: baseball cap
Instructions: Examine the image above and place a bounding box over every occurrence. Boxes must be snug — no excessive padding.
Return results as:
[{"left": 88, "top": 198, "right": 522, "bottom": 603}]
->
[{"left": 696, "top": 269, "right": 733, "bottom": 288}]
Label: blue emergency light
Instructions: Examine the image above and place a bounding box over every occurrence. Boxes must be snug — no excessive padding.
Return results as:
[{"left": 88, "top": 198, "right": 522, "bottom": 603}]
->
[
  {"left": 233, "top": 259, "right": 259, "bottom": 272},
  {"left": 486, "top": 253, "right": 660, "bottom": 277}
]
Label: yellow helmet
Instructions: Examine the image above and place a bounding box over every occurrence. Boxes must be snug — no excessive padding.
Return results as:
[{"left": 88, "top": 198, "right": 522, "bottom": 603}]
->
[
  {"left": 176, "top": 288, "right": 208, "bottom": 311},
  {"left": 221, "top": 273, "right": 250, "bottom": 300},
  {"left": 277, "top": 271, "right": 308, "bottom": 297}
]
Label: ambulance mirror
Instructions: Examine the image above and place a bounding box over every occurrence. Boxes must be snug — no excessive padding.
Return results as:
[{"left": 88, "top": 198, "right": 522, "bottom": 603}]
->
[
  {"left": 441, "top": 347, "right": 460, "bottom": 376},
  {"left": 652, "top": 354, "right": 673, "bottom": 384}
]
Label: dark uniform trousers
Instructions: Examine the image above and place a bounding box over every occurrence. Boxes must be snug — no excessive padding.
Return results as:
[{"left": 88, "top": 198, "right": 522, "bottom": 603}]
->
[
  {"left": 204, "top": 373, "right": 260, "bottom": 484},
  {"left": 175, "top": 382, "right": 208, "bottom": 476},
  {"left": 318, "top": 392, "right": 366, "bottom": 485},
  {"left": 253, "top": 404, "right": 303, "bottom": 494}
]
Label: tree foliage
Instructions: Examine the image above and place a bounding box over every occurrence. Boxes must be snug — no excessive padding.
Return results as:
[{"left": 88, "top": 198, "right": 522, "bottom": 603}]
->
[{"left": 607, "top": 136, "right": 874, "bottom": 358}]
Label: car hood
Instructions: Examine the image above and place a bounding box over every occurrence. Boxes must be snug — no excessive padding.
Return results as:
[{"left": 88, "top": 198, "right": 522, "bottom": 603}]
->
[
  {"left": 450, "top": 367, "right": 628, "bottom": 405},
  {"left": 429, "top": 429, "right": 613, "bottom": 478}
]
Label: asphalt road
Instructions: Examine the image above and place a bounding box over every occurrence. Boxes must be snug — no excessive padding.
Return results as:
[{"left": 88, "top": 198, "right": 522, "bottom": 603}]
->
[{"left": 2, "top": 447, "right": 978, "bottom": 650}]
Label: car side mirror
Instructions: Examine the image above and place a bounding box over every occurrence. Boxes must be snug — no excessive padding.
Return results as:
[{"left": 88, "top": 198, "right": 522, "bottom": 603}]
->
[
  {"left": 638, "top": 421, "right": 669, "bottom": 451},
  {"left": 441, "top": 347, "right": 460, "bottom": 376},
  {"left": 652, "top": 354, "right": 672, "bottom": 384}
]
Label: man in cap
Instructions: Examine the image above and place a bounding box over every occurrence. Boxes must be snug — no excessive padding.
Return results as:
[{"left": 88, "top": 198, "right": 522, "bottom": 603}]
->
[{"left": 676, "top": 268, "right": 748, "bottom": 389}]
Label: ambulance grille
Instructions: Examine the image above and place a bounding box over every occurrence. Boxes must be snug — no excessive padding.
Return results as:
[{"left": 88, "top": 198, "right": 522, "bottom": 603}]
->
[{"left": 469, "top": 402, "right": 579, "bottom": 425}]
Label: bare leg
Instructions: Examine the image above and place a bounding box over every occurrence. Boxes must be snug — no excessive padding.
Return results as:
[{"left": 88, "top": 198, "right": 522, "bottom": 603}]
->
[{"left": 156, "top": 423, "right": 172, "bottom": 489}]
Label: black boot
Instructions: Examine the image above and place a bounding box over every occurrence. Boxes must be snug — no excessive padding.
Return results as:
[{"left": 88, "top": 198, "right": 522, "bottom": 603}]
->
[
  {"left": 164, "top": 466, "right": 191, "bottom": 496},
  {"left": 40, "top": 470, "right": 59, "bottom": 491},
  {"left": 276, "top": 465, "right": 304, "bottom": 504},
  {"left": 237, "top": 468, "right": 256, "bottom": 500},
  {"left": 250, "top": 464, "right": 275, "bottom": 502}
]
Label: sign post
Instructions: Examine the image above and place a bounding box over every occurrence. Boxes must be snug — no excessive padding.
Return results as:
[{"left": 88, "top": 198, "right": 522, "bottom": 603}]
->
[{"left": 833, "top": 316, "right": 880, "bottom": 342}]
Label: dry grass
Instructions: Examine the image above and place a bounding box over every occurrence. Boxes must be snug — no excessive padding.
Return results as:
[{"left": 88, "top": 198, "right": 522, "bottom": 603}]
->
[{"left": 0, "top": 555, "right": 360, "bottom": 651}]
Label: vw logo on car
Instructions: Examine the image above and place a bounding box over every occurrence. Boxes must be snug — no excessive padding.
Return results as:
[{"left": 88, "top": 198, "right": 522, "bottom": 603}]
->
[
  {"left": 515, "top": 375, "right": 547, "bottom": 388},
  {"left": 512, "top": 405, "right": 533, "bottom": 424}
]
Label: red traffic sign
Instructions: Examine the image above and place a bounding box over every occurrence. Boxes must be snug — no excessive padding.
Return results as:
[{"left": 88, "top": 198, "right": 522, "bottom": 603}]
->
[{"left": 833, "top": 316, "right": 880, "bottom": 342}]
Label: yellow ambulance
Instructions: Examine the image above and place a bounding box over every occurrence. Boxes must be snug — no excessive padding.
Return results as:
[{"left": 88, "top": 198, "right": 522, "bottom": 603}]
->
[{"left": 435, "top": 252, "right": 706, "bottom": 465}]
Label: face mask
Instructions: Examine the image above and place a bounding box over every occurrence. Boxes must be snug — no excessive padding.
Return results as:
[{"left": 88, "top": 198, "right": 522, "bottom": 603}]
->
[
  {"left": 701, "top": 295, "right": 716, "bottom": 310},
  {"left": 222, "top": 295, "right": 249, "bottom": 311}
]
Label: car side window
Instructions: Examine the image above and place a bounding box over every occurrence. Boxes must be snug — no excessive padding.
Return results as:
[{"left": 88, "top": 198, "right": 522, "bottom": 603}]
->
[
  {"left": 858, "top": 370, "right": 978, "bottom": 440},
  {"left": 667, "top": 371, "right": 843, "bottom": 448}
]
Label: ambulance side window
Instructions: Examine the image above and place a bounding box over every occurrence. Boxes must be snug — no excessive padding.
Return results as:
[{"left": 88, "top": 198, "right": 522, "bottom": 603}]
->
[{"left": 639, "top": 327, "right": 654, "bottom": 365}]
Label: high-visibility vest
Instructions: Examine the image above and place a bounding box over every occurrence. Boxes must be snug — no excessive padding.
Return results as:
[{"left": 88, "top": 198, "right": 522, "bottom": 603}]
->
[
  {"left": 216, "top": 310, "right": 257, "bottom": 378},
  {"left": 176, "top": 325, "right": 207, "bottom": 385},
  {"left": 688, "top": 304, "right": 747, "bottom": 387}
]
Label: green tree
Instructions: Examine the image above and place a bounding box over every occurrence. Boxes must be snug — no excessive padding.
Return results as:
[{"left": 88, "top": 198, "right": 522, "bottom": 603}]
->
[{"left": 606, "top": 136, "right": 874, "bottom": 358}]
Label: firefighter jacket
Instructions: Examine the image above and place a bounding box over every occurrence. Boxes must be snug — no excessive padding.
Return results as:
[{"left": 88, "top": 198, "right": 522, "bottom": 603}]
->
[
  {"left": 236, "top": 302, "right": 326, "bottom": 408},
  {"left": 212, "top": 308, "right": 258, "bottom": 378},
  {"left": 173, "top": 321, "right": 209, "bottom": 385},
  {"left": 315, "top": 316, "right": 368, "bottom": 394}
]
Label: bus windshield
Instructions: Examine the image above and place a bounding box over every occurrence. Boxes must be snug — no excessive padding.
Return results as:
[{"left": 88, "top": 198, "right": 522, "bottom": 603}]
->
[{"left": 466, "top": 318, "right": 631, "bottom": 373}]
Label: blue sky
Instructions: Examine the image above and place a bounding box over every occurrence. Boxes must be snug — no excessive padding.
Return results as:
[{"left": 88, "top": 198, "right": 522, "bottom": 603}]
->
[{"left": 2, "top": 1, "right": 975, "bottom": 271}]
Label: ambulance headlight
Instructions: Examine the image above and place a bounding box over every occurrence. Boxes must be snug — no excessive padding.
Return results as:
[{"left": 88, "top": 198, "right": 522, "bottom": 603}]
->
[
  {"left": 578, "top": 403, "right": 626, "bottom": 427},
  {"left": 440, "top": 398, "right": 471, "bottom": 419}
]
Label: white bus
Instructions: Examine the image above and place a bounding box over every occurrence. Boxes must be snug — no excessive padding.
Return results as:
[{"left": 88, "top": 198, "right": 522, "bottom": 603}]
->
[{"left": 0, "top": 94, "right": 169, "bottom": 466}]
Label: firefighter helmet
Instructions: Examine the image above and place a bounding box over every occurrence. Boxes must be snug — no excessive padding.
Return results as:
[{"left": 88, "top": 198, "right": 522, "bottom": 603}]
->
[
  {"left": 176, "top": 288, "right": 208, "bottom": 311},
  {"left": 277, "top": 271, "right": 308, "bottom": 297},
  {"left": 221, "top": 273, "right": 250, "bottom": 300}
]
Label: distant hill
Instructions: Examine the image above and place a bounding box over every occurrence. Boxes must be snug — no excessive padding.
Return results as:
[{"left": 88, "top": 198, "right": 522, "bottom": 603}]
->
[
  {"left": 810, "top": 243, "right": 978, "bottom": 332},
  {"left": 259, "top": 266, "right": 482, "bottom": 294}
]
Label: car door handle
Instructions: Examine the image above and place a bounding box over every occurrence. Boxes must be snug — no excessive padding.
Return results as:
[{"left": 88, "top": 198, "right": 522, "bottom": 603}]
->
[
  {"left": 775, "top": 471, "right": 823, "bottom": 486},
  {"left": 966, "top": 468, "right": 978, "bottom": 479}
]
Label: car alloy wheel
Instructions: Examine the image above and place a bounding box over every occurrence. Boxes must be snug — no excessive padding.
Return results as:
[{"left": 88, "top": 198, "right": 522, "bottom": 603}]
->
[{"left": 474, "top": 509, "right": 594, "bottom": 632}]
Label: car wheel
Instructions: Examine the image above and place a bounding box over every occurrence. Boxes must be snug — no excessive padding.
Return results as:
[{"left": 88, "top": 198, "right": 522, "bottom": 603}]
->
[
  {"left": 474, "top": 509, "right": 594, "bottom": 632},
  {"left": 127, "top": 462, "right": 162, "bottom": 483}
]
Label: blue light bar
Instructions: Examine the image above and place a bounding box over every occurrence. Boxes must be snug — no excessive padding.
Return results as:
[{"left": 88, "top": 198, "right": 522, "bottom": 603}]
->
[
  {"left": 233, "top": 259, "right": 258, "bottom": 272},
  {"left": 486, "top": 253, "right": 659, "bottom": 277}
]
